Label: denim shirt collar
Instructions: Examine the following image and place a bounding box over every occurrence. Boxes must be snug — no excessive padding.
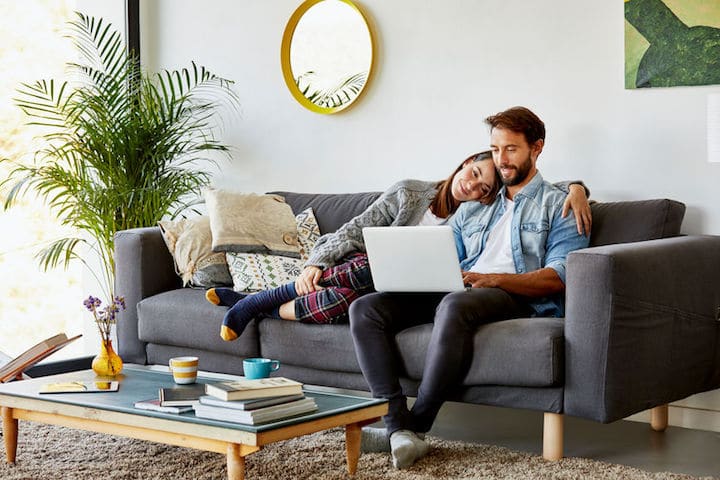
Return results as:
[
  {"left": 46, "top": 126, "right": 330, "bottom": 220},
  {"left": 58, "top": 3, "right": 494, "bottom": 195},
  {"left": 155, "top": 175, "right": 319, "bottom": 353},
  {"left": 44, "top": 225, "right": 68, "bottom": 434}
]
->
[{"left": 497, "top": 171, "right": 545, "bottom": 204}]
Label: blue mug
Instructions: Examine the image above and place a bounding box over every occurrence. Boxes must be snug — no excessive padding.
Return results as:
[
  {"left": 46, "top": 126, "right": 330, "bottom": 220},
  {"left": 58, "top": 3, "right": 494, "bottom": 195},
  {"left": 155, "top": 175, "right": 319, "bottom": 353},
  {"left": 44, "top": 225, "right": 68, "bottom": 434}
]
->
[{"left": 243, "top": 357, "right": 280, "bottom": 379}]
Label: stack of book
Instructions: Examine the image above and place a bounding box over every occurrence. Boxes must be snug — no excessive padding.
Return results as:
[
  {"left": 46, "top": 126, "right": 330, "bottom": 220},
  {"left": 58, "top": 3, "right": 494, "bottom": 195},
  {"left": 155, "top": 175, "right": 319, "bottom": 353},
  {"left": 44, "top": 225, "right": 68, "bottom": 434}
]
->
[
  {"left": 195, "top": 377, "right": 317, "bottom": 425},
  {"left": 133, "top": 376, "right": 317, "bottom": 425},
  {"left": 134, "top": 382, "right": 206, "bottom": 414}
]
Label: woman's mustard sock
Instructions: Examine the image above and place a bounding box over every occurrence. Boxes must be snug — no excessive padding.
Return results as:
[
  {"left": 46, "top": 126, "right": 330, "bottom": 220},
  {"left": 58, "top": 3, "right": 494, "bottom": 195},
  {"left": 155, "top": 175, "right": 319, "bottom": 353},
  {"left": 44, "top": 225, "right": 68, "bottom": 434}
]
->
[
  {"left": 206, "top": 288, "right": 247, "bottom": 307},
  {"left": 220, "top": 282, "right": 298, "bottom": 341}
]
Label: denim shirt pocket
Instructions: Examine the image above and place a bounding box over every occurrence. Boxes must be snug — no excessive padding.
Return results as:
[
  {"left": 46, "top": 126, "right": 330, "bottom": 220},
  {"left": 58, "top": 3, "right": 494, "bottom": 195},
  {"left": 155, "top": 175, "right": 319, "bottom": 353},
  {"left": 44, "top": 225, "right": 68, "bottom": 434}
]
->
[
  {"left": 519, "top": 221, "right": 549, "bottom": 271},
  {"left": 462, "top": 223, "right": 487, "bottom": 262}
]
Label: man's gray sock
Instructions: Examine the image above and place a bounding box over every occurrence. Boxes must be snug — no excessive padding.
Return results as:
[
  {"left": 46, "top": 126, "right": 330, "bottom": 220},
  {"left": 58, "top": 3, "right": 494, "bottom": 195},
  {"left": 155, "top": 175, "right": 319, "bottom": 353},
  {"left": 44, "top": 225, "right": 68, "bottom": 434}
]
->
[
  {"left": 390, "top": 430, "right": 430, "bottom": 469},
  {"left": 360, "top": 426, "right": 426, "bottom": 453},
  {"left": 360, "top": 426, "right": 391, "bottom": 453}
]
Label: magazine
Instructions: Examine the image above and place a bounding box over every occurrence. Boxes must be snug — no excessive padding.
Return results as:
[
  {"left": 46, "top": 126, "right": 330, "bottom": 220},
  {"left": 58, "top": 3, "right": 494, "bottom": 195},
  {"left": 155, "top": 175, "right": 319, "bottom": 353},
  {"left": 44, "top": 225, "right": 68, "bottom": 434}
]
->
[
  {"left": 159, "top": 383, "right": 206, "bottom": 406},
  {"left": 134, "top": 398, "right": 194, "bottom": 414}
]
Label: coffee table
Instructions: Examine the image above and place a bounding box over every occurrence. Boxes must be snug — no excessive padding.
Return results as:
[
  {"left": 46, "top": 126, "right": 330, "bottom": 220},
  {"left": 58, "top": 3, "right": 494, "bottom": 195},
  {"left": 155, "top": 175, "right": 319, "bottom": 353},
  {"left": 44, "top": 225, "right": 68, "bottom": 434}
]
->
[{"left": 0, "top": 365, "right": 387, "bottom": 479}]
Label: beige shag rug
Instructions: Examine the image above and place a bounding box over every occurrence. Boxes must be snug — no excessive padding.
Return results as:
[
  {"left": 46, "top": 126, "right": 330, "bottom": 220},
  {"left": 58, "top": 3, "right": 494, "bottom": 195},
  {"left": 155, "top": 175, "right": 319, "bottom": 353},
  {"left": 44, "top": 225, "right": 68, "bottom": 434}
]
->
[{"left": 0, "top": 422, "right": 714, "bottom": 480}]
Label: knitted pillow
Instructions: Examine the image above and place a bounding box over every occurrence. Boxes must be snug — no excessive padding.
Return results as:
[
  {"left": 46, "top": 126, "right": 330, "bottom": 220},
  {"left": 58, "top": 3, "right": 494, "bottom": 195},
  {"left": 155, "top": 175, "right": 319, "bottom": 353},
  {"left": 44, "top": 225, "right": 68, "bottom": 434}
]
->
[{"left": 226, "top": 208, "right": 321, "bottom": 292}]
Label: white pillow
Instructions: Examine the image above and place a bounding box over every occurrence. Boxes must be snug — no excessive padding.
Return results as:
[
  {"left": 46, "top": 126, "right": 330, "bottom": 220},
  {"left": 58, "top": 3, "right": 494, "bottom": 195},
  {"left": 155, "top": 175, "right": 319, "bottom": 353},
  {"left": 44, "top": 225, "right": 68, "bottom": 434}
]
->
[{"left": 205, "top": 189, "right": 301, "bottom": 257}]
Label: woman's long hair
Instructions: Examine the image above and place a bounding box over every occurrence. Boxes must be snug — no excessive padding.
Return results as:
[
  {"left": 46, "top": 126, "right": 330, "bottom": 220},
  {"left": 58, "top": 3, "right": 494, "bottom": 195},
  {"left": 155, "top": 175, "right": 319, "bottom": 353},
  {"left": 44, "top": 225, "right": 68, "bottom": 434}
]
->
[{"left": 430, "top": 150, "right": 500, "bottom": 218}]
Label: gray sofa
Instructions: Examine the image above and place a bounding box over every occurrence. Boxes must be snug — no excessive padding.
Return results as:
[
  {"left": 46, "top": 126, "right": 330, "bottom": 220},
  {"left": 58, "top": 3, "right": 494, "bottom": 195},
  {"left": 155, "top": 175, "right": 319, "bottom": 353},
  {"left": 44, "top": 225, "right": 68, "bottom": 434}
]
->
[{"left": 115, "top": 191, "right": 720, "bottom": 459}]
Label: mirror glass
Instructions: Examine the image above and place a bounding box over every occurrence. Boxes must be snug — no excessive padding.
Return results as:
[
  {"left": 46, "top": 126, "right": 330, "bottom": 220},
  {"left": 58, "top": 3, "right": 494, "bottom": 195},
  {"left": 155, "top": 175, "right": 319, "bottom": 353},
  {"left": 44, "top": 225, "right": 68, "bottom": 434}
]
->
[{"left": 281, "top": 0, "right": 374, "bottom": 114}]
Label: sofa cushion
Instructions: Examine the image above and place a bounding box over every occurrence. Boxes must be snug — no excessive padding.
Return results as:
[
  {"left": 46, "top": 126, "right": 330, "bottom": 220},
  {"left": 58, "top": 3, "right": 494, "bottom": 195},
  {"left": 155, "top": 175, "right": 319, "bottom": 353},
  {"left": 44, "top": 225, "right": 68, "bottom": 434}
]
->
[
  {"left": 589, "top": 199, "right": 685, "bottom": 247},
  {"left": 396, "top": 318, "right": 565, "bottom": 387},
  {"left": 271, "top": 191, "right": 381, "bottom": 235},
  {"left": 137, "top": 288, "right": 259, "bottom": 357},
  {"left": 259, "top": 315, "right": 563, "bottom": 388},
  {"left": 258, "top": 321, "right": 360, "bottom": 373}
]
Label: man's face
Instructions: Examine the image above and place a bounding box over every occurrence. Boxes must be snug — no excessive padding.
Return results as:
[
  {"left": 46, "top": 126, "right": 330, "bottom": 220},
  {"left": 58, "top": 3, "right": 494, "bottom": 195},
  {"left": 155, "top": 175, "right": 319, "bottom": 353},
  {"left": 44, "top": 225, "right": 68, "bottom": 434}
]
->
[{"left": 489, "top": 127, "right": 542, "bottom": 188}]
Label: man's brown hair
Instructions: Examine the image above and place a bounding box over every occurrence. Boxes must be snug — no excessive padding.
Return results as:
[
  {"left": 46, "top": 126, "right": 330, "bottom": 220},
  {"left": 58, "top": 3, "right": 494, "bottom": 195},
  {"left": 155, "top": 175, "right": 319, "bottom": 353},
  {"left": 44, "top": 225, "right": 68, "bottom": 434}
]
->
[{"left": 485, "top": 106, "right": 545, "bottom": 145}]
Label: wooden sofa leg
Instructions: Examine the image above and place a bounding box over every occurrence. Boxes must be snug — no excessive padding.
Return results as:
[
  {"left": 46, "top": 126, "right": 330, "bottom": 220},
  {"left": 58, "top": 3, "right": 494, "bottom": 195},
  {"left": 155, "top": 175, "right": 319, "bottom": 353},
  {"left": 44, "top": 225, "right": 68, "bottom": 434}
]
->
[
  {"left": 650, "top": 404, "right": 668, "bottom": 432},
  {"left": 542, "top": 412, "right": 564, "bottom": 461}
]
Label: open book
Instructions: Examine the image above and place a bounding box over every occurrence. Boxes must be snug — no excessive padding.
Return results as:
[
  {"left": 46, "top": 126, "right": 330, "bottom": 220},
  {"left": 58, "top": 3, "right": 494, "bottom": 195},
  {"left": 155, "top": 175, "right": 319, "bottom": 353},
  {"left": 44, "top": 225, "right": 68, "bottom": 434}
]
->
[{"left": 0, "top": 333, "right": 82, "bottom": 383}]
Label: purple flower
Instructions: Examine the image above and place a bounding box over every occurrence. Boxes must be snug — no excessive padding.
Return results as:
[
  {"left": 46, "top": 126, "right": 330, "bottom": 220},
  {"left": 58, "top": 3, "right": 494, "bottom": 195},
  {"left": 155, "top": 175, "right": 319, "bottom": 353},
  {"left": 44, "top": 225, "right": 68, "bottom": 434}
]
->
[
  {"left": 113, "top": 296, "right": 126, "bottom": 310},
  {"left": 83, "top": 294, "right": 125, "bottom": 341},
  {"left": 83, "top": 295, "right": 100, "bottom": 311}
]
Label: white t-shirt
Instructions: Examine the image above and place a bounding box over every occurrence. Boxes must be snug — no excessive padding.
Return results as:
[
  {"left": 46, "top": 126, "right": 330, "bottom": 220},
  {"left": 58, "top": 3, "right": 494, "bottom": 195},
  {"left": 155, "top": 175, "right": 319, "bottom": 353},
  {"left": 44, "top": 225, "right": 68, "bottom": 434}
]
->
[{"left": 469, "top": 197, "right": 516, "bottom": 274}]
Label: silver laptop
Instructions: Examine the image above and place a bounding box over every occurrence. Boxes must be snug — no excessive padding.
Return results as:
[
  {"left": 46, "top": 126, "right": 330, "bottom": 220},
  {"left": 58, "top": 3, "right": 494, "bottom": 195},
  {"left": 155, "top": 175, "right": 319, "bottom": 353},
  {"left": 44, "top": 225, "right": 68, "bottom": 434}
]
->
[{"left": 362, "top": 226, "right": 465, "bottom": 292}]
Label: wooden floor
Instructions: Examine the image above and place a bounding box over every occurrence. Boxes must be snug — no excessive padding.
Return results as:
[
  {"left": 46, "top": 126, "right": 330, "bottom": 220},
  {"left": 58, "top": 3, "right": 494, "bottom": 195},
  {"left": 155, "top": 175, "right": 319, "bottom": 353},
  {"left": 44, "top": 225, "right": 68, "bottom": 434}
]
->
[{"left": 428, "top": 400, "right": 720, "bottom": 478}]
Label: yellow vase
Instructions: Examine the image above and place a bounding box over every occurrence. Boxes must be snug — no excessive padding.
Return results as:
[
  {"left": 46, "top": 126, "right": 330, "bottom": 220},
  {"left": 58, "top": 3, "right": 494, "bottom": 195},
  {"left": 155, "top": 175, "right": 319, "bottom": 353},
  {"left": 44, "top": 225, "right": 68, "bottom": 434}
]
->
[{"left": 92, "top": 339, "right": 123, "bottom": 377}]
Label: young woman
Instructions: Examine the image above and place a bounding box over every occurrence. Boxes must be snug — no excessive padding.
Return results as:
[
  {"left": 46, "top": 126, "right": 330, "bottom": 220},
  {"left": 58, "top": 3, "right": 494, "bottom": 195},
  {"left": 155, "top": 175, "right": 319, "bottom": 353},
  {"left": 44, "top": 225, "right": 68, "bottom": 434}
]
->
[{"left": 207, "top": 151, "right": 591, "bottom": 341}]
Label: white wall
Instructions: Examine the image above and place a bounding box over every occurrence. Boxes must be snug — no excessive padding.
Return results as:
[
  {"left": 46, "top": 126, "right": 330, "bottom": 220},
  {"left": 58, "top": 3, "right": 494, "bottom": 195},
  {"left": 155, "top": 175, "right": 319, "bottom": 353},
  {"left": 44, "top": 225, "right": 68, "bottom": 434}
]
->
[
  {"left": 72, "top": 0, "right": 720, "bottom": 426},
  {"left": 134, "top": 0, "right": 720, "bottom": 234}
]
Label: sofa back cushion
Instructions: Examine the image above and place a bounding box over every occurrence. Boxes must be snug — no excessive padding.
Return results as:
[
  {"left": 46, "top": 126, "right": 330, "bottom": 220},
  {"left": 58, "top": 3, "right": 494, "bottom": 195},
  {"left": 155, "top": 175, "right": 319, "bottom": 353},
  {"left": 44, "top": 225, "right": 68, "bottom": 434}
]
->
[
  {"left": 275, "top": 192, "right": 686, "bottom": 247},
  {"left": 271, "top": 191, "right": 381, "bottom": 235},
  {"left": 589, "top": 199, "right": 685, "bottom": 247}
]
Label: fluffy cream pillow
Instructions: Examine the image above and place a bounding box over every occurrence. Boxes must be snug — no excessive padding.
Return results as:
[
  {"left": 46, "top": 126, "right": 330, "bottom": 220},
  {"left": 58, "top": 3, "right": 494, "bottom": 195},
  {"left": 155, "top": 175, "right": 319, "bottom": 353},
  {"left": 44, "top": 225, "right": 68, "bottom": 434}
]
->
[
  {"left": 205, "top": 189, "right": 301, "bottom": 258},
  {"left": 226, "top": 208, "right": 320, "bottom": 292},
  {"left": 158, "top": 217, "right": 233, "bottom": 288}
]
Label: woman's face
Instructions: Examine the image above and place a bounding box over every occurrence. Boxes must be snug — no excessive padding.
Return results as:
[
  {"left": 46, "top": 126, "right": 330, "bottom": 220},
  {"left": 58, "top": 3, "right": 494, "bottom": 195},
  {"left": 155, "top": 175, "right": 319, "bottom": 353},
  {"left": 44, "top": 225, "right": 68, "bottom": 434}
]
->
[{"left": 450, "top": 159, "right": 497, "bottom": 202}]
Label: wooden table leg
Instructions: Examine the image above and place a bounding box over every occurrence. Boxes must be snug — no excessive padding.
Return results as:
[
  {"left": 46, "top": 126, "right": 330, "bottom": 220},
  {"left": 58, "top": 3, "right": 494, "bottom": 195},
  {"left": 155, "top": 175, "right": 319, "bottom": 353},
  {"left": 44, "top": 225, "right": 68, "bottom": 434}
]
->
[
  {"left": 227, "top": 444, "right": 245, "bottom": 480},
  {"left": 542, "top": 412, "right": 564, "bottom": 461},
  {"left": 345, "top": 422, "right": 362, "bottom": 475},
  {"left": 650, "top": 404, "right": 669, "bottom": 432},
  {"left": 2, "top": 407, "right": 18, "bottom": 464}
]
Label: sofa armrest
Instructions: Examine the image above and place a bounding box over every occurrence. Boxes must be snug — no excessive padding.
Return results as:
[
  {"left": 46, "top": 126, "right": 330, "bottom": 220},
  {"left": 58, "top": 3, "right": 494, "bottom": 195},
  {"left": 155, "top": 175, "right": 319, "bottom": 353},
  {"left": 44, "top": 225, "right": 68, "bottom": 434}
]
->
[
  {"left": 114, "top": 226, "right": 182, "bottom": 364},
  {"left": 563, "top": 235, "right": 720, "bottom": 423}
]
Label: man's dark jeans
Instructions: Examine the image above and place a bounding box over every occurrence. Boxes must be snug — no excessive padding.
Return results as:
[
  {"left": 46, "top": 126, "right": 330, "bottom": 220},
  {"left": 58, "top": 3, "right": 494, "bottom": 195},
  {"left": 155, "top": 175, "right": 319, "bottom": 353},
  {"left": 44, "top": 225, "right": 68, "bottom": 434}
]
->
[{"left": 349, "top": 288, "right": 532, "bottom": 434}]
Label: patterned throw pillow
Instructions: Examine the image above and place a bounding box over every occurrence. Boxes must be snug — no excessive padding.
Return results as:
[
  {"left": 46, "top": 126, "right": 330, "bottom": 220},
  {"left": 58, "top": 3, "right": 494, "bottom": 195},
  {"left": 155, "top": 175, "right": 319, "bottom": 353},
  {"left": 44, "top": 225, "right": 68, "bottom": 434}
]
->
[{"left": 226, "top": 208, "right": 321, "bottom": 292}]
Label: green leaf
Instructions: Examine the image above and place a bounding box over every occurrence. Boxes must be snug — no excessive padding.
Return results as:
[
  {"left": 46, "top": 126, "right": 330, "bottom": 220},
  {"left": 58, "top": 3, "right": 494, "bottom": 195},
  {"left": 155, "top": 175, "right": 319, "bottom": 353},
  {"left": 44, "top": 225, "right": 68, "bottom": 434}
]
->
[{"left": 5, "top": 11, "right": 240, "bottom": 296}]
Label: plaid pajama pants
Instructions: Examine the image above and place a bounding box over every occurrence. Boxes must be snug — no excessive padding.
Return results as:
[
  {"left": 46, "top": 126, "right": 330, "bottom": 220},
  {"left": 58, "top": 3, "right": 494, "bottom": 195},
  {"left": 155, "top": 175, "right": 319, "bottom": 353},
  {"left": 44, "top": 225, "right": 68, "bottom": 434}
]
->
[{"left": 294, "top": 253, "right": 375, "bottom": 324}]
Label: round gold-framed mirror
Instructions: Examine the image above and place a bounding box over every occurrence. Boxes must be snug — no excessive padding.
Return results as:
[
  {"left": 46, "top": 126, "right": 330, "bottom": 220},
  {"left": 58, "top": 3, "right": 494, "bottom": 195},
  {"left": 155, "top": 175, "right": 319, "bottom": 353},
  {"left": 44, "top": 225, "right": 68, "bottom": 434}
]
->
[{"left": 281, "top": 0, "right": 374, "bottom": 114}]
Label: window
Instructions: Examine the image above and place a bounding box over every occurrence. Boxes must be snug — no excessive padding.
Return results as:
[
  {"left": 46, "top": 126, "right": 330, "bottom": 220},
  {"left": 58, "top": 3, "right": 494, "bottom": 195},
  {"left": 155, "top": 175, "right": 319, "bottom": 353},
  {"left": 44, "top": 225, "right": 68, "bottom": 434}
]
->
[{"left": 0, "top": 0, "right": 83, "bottom": 360}]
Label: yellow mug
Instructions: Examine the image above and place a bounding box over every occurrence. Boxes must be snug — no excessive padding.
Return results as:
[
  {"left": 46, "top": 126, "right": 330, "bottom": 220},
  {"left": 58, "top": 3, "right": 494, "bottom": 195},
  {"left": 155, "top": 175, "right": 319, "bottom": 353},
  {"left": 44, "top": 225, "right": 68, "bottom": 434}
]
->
[{"left": 169, "top": 356, "right": 199, "bottom": 384}]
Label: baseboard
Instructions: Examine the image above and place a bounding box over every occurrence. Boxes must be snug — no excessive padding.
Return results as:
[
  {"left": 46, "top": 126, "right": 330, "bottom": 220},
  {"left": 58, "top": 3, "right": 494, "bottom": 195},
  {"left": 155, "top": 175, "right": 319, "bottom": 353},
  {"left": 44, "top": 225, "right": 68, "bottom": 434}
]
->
[{"left": 625, "top": 388, "right": 720, "bottom": 433}]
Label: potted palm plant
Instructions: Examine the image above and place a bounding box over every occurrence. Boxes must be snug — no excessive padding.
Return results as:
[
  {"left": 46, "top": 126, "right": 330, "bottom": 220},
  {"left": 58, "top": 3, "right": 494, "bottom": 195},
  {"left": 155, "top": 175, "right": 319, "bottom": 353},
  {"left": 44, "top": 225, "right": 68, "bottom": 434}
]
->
[{"left": 0, "top": 12, "right": 239, "bottom": 375}]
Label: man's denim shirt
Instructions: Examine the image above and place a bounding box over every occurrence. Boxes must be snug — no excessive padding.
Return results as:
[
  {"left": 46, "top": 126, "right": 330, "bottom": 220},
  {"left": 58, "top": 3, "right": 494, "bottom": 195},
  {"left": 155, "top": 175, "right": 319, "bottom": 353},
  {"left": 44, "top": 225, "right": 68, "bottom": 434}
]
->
[{"left": 450, "top": 172, "right": 590, "bottom": 317}]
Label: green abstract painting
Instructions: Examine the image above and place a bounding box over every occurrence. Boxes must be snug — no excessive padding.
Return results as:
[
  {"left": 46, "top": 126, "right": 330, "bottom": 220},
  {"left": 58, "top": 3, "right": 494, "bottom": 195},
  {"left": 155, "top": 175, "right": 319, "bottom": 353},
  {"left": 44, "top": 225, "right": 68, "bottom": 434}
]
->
[{"left": 625, "top": 0, "right": 720, "bottom": 89}]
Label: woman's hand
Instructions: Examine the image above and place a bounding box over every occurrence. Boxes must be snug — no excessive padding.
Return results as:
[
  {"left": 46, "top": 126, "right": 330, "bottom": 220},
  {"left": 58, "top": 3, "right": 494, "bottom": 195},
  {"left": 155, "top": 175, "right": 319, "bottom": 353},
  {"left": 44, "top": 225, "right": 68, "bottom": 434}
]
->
[
  {"left": 295, "top": 266, "right": 323, "bottom": 295},
  {"left": 562, "top": 184, "right": 592, "bottom": 236}
]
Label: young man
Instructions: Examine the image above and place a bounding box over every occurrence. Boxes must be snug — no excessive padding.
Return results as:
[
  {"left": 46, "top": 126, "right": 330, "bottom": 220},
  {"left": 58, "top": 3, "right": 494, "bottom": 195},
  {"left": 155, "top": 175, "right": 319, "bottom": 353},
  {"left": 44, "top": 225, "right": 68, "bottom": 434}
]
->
[{"left": 349, "top": 106, "right": 590, "bottom": 469}]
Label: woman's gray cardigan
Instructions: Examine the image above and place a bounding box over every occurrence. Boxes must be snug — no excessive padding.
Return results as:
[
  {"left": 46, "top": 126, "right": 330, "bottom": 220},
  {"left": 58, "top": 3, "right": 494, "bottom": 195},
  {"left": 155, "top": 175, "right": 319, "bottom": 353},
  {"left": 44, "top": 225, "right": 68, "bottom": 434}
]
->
[
  {"left": 305, "top": 179, "right": 438, "bottom": 269},
  {"left": 304, "top": 178, "right": 583, "bottom": 269}
]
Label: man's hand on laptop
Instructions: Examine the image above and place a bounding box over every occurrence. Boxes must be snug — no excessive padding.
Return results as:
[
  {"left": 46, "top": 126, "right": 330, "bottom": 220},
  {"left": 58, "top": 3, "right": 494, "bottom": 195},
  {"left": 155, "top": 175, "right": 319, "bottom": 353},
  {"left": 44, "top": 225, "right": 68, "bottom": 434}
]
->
[
  {"left": 461, "top": 271, "right": 500, "bottom": 289},
  {"left": 296, "top": 266, "right": 324, "bottom": 295}
]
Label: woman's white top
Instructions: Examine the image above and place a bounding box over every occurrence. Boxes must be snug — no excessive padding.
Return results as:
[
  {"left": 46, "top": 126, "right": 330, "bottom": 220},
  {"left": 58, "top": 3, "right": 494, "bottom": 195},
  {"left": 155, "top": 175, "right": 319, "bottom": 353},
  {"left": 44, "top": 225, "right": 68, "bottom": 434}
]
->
[{"left": 417, "top": 208, "right": 449, "bottom": 226}]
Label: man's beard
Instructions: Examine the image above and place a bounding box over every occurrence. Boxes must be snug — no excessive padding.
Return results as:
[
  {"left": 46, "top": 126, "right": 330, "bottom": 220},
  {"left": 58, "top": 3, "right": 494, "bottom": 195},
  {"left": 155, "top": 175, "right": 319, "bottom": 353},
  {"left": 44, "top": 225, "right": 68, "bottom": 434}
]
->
[{"left": 498, "top": 155, "right": 533, "bottom": 186}]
